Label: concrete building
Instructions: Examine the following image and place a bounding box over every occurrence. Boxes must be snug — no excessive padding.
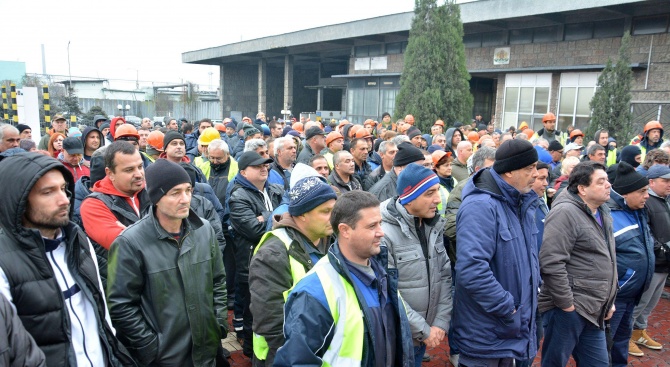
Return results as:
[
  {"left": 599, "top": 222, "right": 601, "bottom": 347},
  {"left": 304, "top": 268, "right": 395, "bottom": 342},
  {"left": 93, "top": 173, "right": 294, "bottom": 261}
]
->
[{"left": 183, "top": 0, "right": 670, "bottom": 132}]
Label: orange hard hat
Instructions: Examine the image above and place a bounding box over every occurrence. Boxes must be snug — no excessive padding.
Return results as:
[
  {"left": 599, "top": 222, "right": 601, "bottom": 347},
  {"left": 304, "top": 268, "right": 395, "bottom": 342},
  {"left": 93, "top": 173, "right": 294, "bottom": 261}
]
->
[
  {"left": 292, "top": 122, "right": 304, "bottom": 133},
  {"left": 114, "top": 124, "right": 140, "bottom": 140},
  {"left": 433, "top": 120, "right": 445, "bottom": 127},
  {"left": 644, "top": 120, "right": 663, "bottom": 134},
  {"left": 349, "top": 125, "right": 362, "bottom": 139},
  {"left": 146, "top": 130, "right": 165, "bottom": 151},
  {"left": 570, "top": 129, "right": 584, "bottom": 139},
  {"left": 355, "top": 128, "right": 373, "bottom": 139},
  {"left": 326, "top": 132, "right": 344, "bottom": 146},
  {"left": 467, "top": 131, "right": 479, "bottom": 143},
  {"left": 214, "top": 123, "right": 226, "bottom": 133},
  {"left": 542, "top": 112, "right": 556, "bottom": 122},
  {"left": 431, "top": 150, "right": 451, "bottom": 167},
  {"left": 523, "top": 128, "right": 535, "bottom": 139},
  {"left": 363, "top": 119, "right": 376, "bottom": 127}
]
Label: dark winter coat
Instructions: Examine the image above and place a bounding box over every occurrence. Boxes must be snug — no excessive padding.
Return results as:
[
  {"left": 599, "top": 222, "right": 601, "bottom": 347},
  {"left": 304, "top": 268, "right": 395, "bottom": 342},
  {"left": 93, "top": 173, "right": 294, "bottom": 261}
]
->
[
  {"left": 645, "top": 190, "right": 670, "bottom": 273},
  {"left": 0, "top": 294, "right": 46, "bottom": 367},
  {"left": 369, "top": 169, "right": 398, "bottom": 202}
]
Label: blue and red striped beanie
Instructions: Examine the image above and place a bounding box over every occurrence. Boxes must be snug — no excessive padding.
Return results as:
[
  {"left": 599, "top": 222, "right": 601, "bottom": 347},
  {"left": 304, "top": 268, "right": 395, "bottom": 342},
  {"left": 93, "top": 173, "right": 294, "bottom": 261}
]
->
[{"left": 397, "top": 163, "right": 440, "bottom": 205}]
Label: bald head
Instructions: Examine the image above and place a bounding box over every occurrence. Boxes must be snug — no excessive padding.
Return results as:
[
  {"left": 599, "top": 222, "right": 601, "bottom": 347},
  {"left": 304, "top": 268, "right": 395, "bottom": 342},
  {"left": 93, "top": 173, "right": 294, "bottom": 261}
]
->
[{"left": 456, "top": 141, "right": 473, "bottom": 162}]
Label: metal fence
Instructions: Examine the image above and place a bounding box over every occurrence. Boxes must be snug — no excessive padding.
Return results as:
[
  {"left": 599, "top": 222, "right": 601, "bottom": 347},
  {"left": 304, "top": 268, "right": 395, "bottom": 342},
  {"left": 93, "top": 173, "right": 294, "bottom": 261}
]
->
[{"left": 77, "top": 98, "right": 222, "bottom": 122}]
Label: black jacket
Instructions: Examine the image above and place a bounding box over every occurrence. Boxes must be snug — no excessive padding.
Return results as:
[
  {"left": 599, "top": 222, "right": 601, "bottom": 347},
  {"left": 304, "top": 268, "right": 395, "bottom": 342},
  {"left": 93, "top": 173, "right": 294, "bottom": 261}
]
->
[
  {"left": 191, "top": 193, "right": 227, "bottom": 253},
  {"left": 364, "top": 165, "right": 386, "bottom": 191},
  {"left": 0, "top": 153, "right": 134, "bottom": 367},
  {"left": 107, "top": 209, "right": 227, "bottom": 367},
  {"left": 369, "top": 169, "right": 398, "bottom": 202},
  {"left": 328, "top": 170, "right": 362, "bottom": 193},
  {"left": 645, "top": 190, "right": 670, "bottom": 273},
  {"left": 228, "top": 175, "right": 284, "bottom": 277}
]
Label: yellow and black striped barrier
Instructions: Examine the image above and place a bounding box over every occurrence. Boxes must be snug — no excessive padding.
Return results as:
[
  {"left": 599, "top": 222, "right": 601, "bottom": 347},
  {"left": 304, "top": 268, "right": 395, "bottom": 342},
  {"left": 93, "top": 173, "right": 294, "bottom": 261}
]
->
[
  {"left": 43, "top": 85, "right": 50, "bottom": 125},
  {"left": 1, "top": 85, "right": 8, "bottom": 121},
  {"left": 10, "top": 83, "right": 18, "bottom": 123}
]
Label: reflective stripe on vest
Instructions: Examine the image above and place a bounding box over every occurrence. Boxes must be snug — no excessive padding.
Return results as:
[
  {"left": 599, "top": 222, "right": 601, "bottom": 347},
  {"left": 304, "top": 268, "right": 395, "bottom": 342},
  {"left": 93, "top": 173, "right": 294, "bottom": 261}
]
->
[
  {"left": 436, "top": 179, "right": 456, "bottom": 217},
  {"left": 313, "top": 257, "right": 365, "bottom": 366},
  {"left": 252, "top": 228, "right": 308, "bottom": 360}
]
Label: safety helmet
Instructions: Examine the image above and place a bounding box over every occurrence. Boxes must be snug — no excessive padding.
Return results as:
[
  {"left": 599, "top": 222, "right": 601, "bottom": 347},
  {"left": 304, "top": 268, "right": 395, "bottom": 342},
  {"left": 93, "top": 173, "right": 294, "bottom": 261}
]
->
[
  {"left": 542, "top": 112, "right": 556, "bottom": 122},
  {"left": 114, "top": 124, "right": 140, "bottom": 140},
  {"left": 644, "top": 120, "right": 663, "bottom": 134},
  {"left": 467, "top": 131, "right": 479, "bottom": 143},
  {"left": 433, "top": 120, "right": 445, "bottom": 127},
  {"left": 198, "top": 127, "right": 221, "bottom": 146},
  {"left": 146, "top": 130, "right": 165, "bottom": 151},
  {"left": 349, "top": 124, "right": 363, "bottom": 139},
  {"left": 570, "top": 129, "right": 584, "bottom": 139}
]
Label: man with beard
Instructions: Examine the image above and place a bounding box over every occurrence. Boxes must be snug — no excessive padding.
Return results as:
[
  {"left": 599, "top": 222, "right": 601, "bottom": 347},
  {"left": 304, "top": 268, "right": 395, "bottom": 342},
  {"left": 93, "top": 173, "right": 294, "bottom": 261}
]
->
[
  {"left": 249, "top": 177, "right": 337, "bottom": 366},
  {"left": 81, "top": 126, "right": 104, "bottom": 165},
  {"left": 0, "top": 153, "right": 134, "bottom": 367},
  {"left": 107, "top": 159, "right": 228, "bottom": 367},
  {"left": 638, "top": 121, "right": 665, "bottom": 162},
  {"left": 532, "top": 112, "right": 561, "bottom": 142}
]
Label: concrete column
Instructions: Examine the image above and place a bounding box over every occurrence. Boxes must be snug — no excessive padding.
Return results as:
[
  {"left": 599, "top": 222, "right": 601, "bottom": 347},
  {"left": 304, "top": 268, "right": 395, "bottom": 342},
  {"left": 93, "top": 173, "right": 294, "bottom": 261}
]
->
[
  {"left": 317, "top": 88, "right": 323, "bottom": 111},
  {"left": 219, "top": 65, "right": 226, "bottom": 117},
  {"left": 284, "top": 55, "right": 294, "bottom": 111},
  {"left": 258, "top": 59, "right": 267, "bottom": 115}
]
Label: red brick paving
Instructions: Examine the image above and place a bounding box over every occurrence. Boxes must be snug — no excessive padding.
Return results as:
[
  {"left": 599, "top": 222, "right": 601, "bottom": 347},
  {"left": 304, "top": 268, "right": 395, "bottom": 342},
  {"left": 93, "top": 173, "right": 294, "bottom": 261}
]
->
[{"left": 227, "top": 287, "right": 670, "bottom": 366}]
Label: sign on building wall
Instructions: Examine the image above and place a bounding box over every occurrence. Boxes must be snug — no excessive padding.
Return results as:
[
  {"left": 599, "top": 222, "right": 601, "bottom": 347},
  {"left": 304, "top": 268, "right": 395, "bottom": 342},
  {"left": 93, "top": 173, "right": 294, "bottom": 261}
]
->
[
  {"left": 355, "top": 57, "right": 388, "bottom": 71},
  {"left": 493, "top": 47, "right": 511, "bottom": 65}
]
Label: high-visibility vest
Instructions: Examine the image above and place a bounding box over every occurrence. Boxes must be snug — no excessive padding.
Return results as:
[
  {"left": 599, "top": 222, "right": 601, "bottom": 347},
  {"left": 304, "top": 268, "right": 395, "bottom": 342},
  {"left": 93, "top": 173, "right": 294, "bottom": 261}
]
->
[
  {"left": 606, "top": 149, "right": 617, "bottom": 166},
  {"left": 197, "top": 157, "right": 238, "bottom": 181},
  {"left": 252, "top": 228, "right": 308, "bottom": 361},
  {"left": 309, "top": 256, "right": 365, "bottom": 366},
  {"left": 436, "top": 179, "right": 457, "bottom": 217}
]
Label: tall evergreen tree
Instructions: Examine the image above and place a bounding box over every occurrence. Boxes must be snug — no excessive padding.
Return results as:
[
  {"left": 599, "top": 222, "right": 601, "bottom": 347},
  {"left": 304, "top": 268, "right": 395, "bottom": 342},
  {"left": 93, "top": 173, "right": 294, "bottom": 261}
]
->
[
  {"left": 395, "top": 0, "right": 473, "bottom": 132},
  {"left": 587, "top": 32, "right": 634, "bottom": 144}
]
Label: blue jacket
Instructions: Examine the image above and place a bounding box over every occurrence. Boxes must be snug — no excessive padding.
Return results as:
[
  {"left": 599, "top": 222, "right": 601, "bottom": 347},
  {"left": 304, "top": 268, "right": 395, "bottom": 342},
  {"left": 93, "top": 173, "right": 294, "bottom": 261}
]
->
[
  {"left": 453, "top": 168, "right": 540, "bottom": 360},
  {"left": 607, "top": 191, "right": 654, "bottom": 302},
  {"left": 184, "top": 133, "right": 198, "bottom": 162},
  {"left": 535, "top": 198, "right": 549, "bottom": 253},
  {"left": 274, "top": 242, "right": 414, "bottom": 367}
]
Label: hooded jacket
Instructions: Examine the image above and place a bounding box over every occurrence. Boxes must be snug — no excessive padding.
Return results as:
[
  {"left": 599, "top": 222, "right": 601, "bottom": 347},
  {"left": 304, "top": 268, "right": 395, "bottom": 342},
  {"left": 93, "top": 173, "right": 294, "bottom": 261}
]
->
[
  {"left": 607, "top": 191, "right": 654, "bottom": 302},
  {"left": 0, "top": 293, "right": 46, "bottom": 367},
  {"left": 380, "top": 198, "right": 452, "bottom": 344},
  {"left": 81, "top": 126, "right": 104, "bottom": 160},
  {"left": 538, "top": 189, "right": 618, "bottom": 328},
  {"left": 80, "top": 176, "right": 151, "bottom": 250},
  {"left": 0, "top": 153, "right": 134, "bottom": 367},
  {"left": 107, "top": 209, "right": 227, "bottom": 367},
  {"left": 249, "top": 214, "right": 331, "bottom": 365},
  {"left": 645, "top": 188, "right": 670, "bottom": 273},
  {"left": 452, "top": 168, "right": 540, "bottom": 360},
  {"left": 107, "top": 117, "right": 125, "bottom": 142},
  {"left": 639, "top": 128, "right": 664, "bottom": 153},
  {"left": 444, "top": 128, "right": 462, "bottom": 157}
]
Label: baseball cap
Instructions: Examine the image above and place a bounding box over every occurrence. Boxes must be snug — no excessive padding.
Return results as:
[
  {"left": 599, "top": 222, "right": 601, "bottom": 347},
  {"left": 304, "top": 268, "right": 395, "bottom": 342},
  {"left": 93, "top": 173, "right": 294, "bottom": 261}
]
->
[
  {"left": 62, "top": 136, "right": 84, "bottom": 155},
  {"left": 647, "top": 164, "right": 670, "bottom": 179},
  {"left": 305, "top": 126, "right": 326, "bottom": 140},
  {"left": 238, "top": 151, "right": 273, "bottom": 170}
]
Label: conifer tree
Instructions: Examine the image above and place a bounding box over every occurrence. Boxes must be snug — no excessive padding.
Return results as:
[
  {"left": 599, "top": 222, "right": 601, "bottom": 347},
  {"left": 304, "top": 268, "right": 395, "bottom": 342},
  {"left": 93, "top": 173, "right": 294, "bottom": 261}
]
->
[
  {"left": 587, "top": 32, "right": 634, "bottom": 143},
  {"left": 395, "top": 0, "right": 473, "bottom": 132}
]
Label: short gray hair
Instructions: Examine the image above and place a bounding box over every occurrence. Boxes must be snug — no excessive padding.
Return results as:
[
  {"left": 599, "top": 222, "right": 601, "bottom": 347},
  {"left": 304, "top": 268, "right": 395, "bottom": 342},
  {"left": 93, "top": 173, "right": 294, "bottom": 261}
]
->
[
  {"left": 469, "top": 146, "right": 496, "bottom": 174},
  {"left": 274, "top": 136, "right": 294, "bottom": 156},
  {"left": 391, "top": 135, "right": 410, "bottom": 147},
  {"left": 379, "top": 141, "right": 396, "bottom": 155},
  {"left": 208, "top": 139, "right": 229, "bottom": 154},
  {"left": 244, "top": 138, "right": 267, "bottom": 152},
  {"left": 0, "top": 123, "right": 19, "bottom": 141},
  {"left": 333, "top": 150, "right": 352, "bottom": 166}
]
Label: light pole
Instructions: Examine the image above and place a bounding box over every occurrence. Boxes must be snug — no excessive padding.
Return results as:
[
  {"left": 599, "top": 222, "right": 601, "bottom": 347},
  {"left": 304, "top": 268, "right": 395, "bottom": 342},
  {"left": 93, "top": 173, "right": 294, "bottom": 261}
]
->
[
  {"left": 67, "top": 41, "right": 72, "bottom": 97},
  {"left": 117, "top": 104, "right": 130, "bottom": 119}
]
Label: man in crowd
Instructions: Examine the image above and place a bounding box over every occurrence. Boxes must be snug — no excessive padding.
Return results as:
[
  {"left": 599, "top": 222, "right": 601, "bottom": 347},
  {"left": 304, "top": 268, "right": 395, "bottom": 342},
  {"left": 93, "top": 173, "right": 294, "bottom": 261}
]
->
[
  {"left": 81, "top": 126, "right": 104, "bottom": 164},
  {"left": 166, "top": 117, "right": 179, "bottom": 131},
  {"left": 630, "top": 164, "right": 670, "bottom": 356},
  {"left": 107, "top": 159, "right": 228, "bottom": 366},
  {"left": 161, "top": 130, "right": 189, "bottom": 163},
  {"left": 606, "top": 162, "right": 654, "bottom": 366},
  {"left": 323, "top": 131, "right": 344, "bottom": 169},
  {"left": 587, "top": 144, "right": 607, "bottom": 165},
  {"left": 309, "top": 154, "right": 330, "bottom": 179},
  {"left": 539, "top": 161, "right": 618, "bottom": 367},
  {"left": 381, "top": 164, "right": 452, "bottom": 367},
  {"left": 228, "top": 151, "right": 285, "bottom": 357},
  {"left": 433, "top": 134, "right": 447, "bottom": 150},
  {"left": 268, "top": 121, "right": 283, "bottom": 138},
  {"left": 38, "top": 114, "right": 68, "bottom": 150},
  {"left": 59, "top": 137, "right": 90, "bottom": 181},
  {"left": 140, "top": 117, "right": 152, "bottom": 130},
  {"left": 533, "top": 112, "right": 561, "bottom": 142},
  {"left": 638, "top": 121, "right": 664, "bottom": 161},
  {"left": 350, "top": 137, "right": 373, "bottom": 185},
  {"left": 365, "top": 141, "right": 397, "bottom": 190},
  {"left": 274, "top": 191, "right": 414, "bottom": 366},
  {"left": 270, "top": 136, "right": 296, "bottom": 190},
  {"left": 452, "top": 139, "right": 540, "bottom": 366},
  {"left": 297, "top": 126, "right": 327, "bottom": 164},
  {"left": 328, "top": 150, "right": 361, "bottom": 192},
  {"left": 138, "top": 126, "right": 150, "bottom": 152},
  {"left": 369, "top": 142, "right": 425, "bottom": 202},
  {"left": 249, "top": 176, "right": 337, "bottom": 366},
  {"left": 16, "top": 123, "right": 32, "bottom": 140},
  {"left": 0, "top": 123, "right": 20, "bottom": 153},
  {"left": 0, "top": 153, "right": 134, "bottom": 366},
  {"left": 451, "top": 141, "right": 473, "bottom": 182},
  {"left": 548, "top": 140, "right": 563, "bottom": 171}
]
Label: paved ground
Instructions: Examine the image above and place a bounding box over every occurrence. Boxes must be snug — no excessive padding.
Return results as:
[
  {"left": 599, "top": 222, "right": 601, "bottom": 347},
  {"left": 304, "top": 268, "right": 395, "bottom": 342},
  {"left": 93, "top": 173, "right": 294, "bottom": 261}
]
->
[{"left": 226, "top": 288, "right": 670, "bottom": 366}]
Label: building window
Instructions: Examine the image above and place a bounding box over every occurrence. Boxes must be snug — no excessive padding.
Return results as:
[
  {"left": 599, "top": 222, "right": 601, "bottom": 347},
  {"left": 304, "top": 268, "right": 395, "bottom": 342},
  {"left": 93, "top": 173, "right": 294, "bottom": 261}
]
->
[
  {"left": 558, "top": 72, "right": 599, "bottom": 131},
  {"left": 346, "top": 77, "right": 400, "bottom": 124},
  {"left": 463, "top": 33, "right": 482, "bottom": 48},
  {"left": 633, "top": 15, "right": 669, "bottom": 35},
  {"left": 355, "top": 44, "right": 383, "bottom": 57},
  {"left": 533, "top": 26, "right": 559, "bottom": 43},
  {"left": 509, "top": 28, "right": 533, "bottom": 45},
  {"left": 386, "top": 42, "right": 402, "bottom": 54},
  {"left": 482, "top": 31, "right": 505, "bottom": 47},
  {"left": 594, "top": 19, "right": 624, "bottom": 38},
  {"left": 564, "top": 23, "right": 593, "bottom": 41},
  {"left": 502, "top": 73, "right": 551, "bottom": 130}
]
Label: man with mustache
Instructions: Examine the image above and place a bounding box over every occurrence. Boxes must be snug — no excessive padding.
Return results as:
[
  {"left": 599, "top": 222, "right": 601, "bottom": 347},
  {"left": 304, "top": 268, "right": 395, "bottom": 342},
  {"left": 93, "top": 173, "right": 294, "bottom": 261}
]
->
[
  {"left": 249, "top": 176, "right": 337, "bottom": 366},
  {"left": 0, "top": 153, "right": 135, "bottom": 366},
  {"left": 107, "top": 159, "right": 228, "bottom": 366},
  {"left": 80, "top": 142, "right": 151, "bottom": 283}
]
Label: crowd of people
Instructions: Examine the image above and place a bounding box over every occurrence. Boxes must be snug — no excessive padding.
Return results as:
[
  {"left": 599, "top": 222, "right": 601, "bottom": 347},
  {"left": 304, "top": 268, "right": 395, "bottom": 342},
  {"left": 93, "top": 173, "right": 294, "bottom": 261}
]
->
[{"left": 0, "top": 110, "right": 668, "bottom": 367}]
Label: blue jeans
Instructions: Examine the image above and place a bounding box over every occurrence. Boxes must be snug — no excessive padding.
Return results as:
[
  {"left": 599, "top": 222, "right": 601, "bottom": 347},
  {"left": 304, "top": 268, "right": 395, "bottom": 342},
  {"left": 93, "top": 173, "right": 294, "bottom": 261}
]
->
[
  {"left": 541, "top": 307, "right": 609, "bottom": 367},
  {"left": 413, "top": 344, "right": 426, "bottom": 367},
  {"left": 608, "top": 299, "right": 636, "bottom": 367}
]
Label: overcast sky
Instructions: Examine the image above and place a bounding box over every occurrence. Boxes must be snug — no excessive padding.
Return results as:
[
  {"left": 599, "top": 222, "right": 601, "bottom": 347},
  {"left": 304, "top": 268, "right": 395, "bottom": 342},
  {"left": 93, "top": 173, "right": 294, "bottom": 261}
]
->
[{"left": 4, "top": 0, "right": 415, "bottom": 90}]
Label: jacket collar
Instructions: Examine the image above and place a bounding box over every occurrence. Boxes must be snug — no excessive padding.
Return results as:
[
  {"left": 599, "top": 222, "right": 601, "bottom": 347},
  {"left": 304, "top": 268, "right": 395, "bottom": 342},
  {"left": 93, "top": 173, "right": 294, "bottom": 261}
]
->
[{"left": 150, "top": 207, "right": 203, "bottom": 242}]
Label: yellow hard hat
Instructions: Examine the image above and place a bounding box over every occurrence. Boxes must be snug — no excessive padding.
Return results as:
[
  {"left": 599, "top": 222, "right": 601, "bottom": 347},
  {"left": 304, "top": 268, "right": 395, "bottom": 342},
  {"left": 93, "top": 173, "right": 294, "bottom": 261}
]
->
[{"left": 198, "top": 127, "right": 220, "bottom": 146}]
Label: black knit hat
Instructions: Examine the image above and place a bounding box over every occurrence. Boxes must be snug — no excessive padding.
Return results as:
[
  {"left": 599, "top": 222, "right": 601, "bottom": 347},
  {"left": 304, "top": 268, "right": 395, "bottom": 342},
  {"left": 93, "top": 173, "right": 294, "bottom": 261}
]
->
[
  {"left": 163, "top": 131, "right": 184, "bottom": 150},
  {"left": 493, "top": 139, "right": 538, "bottom": 174},
  {"left": 16, "top": 124, "right": 31, "bottom": 134},
  {"left": 407, "top": 127, "right": 422, "bottom": 140},
  {"left": 548, "top": 140, "right": 563, "bottom": 152},
  {"left": 145, "top": 159, "right": 191, "bottom": 204},
  {"left": 393, "top": 142, "right": 425, "bottom": 167},
  {"left": 612, "top": 161, "right": 648, "bottom": 195}
]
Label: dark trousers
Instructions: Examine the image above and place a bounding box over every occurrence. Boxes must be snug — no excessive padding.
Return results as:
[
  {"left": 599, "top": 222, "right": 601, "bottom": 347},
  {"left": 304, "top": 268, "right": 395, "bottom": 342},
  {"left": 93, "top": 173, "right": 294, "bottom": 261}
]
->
[
  {"left": 233, "top": 239, "right": 254, "bottom": 355},
  {"left": 541, "top": 307, "right": 609, "bottom": 367},
  {"left": 223, "top": 233, "right": 236, "bottom": 304},
  {"left": 448, "top": 264, "right": 460, "bottom": 356},
  {"left": 608, "top": 298, "right": 636, "bottom": 367}
]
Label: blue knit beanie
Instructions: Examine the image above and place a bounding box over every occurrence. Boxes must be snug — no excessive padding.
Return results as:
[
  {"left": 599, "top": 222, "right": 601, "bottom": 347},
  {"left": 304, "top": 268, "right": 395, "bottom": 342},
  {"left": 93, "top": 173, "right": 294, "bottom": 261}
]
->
[
  {"left": 396, "top": 163, "right": 440, "bottom": 205},
  {"left": 289, "top": 176, "right": 337, "bottom": 216}
]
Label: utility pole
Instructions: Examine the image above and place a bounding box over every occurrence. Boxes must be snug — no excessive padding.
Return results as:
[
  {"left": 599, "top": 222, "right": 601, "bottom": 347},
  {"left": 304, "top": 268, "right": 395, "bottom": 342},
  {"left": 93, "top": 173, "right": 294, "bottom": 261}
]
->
[{"left": 67, "top": 41, "right": 72, "bottom": 97}]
